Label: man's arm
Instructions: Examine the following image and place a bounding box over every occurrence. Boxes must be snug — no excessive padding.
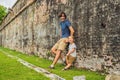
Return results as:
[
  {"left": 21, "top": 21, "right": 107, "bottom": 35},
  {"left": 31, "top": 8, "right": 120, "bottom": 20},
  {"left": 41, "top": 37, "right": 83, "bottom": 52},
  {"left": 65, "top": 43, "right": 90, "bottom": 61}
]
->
[
  {"left": 60, "top": 29, "right": 62, "bottom": 37},
  {"left": 69, "top": 26, "right": 74, "bottom": 36}
]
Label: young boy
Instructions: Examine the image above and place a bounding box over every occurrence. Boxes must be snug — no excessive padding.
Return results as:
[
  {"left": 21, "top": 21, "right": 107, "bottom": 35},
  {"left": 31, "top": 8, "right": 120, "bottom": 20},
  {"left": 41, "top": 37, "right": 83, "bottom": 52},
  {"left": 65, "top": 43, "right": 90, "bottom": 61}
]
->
[{"left": 62, "top": 36, "right": 77, "bottom": 70}]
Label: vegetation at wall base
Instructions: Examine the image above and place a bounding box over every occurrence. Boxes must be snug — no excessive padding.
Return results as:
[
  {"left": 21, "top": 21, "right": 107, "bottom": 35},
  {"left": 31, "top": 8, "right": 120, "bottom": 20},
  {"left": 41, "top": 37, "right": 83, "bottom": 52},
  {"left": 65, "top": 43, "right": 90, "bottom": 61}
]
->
[
  {"left": 0, "top": 47, "right": 105, "bottom": 80},
  {"left": 0, "top": 47, "right": 50, "bottom": 80}
]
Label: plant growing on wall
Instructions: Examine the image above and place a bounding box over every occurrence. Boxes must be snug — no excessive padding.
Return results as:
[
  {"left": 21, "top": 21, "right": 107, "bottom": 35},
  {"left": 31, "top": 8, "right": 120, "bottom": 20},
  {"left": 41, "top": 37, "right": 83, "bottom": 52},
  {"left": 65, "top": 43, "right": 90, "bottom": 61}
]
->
[{"left": 0, "top": 5, "right": 7, "bottom": 23}]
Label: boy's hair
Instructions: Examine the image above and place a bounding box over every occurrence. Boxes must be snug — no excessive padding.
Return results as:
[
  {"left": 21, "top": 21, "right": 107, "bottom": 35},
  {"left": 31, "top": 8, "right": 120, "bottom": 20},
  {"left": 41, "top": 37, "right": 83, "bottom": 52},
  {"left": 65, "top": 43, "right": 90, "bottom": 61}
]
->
[
  {"left": 58, "top": 12, "right": 67, "bottom": 19},
  {"left": 68, "top": 36, "right": 74, "bottom": 40}
]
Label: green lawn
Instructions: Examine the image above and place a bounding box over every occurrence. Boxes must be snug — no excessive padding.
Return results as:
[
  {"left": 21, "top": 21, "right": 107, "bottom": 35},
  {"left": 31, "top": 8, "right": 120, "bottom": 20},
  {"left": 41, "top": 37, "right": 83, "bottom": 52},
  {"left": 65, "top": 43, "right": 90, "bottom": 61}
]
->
[
  {"left": 0, "top": 47, "right": 105, "bottom": 80},
  {"left": 0, "top": 48, "right": 50, "bottom": 80}
]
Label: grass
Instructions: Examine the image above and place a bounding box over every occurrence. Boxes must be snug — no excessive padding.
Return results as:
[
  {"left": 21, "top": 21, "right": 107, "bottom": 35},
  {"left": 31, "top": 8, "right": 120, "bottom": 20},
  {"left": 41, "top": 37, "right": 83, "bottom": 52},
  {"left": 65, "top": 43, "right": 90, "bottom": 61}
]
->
[
  {"left": 0, "top": 48, "right": 50, "bottom": 80},
  {"left": 0, "top": 47, "right": 105, "bottom": 80}
]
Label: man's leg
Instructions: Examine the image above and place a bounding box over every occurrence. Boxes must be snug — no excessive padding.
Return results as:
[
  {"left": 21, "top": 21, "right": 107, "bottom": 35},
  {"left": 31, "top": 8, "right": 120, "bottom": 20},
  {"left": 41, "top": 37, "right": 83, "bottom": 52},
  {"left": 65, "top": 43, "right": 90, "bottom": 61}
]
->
[
  {"left": 51, "top": 50, "right": 61, "bottom": 66},
  {"left": 60, "top": 53, "right": 66, "bottom": 65},
  {"left": 50, "top": 38, "right": 67, "bottom": 68},
  {"left": 50, "top": 40, "right": 60, "bottom": 55},
  {"left": 51, "top": 47, "right": 57, "bottom": 55}
]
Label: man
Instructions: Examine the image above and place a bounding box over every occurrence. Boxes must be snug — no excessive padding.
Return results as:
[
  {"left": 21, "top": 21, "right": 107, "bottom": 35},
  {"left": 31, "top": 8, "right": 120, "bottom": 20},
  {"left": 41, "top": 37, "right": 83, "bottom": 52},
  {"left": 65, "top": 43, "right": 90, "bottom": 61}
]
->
[{"left": 49, "top": 12, "right": 74, "bottom": 69}]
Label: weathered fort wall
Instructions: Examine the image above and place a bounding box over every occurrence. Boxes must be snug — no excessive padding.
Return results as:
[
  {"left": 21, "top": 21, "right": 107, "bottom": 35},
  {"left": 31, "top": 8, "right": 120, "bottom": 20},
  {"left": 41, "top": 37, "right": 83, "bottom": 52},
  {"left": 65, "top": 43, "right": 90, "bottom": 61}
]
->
[{"left": 0, "top": 0, "right": 120, "bottom": 74}]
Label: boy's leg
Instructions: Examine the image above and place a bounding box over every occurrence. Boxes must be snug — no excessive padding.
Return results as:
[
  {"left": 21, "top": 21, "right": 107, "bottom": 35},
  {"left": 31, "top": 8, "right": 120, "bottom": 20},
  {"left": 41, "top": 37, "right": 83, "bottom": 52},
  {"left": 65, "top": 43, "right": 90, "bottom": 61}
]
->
[
  {"left": 66, "top": 56, "right": 69, "bottom": 65},
  {"left": 64, "top": 63, "right": 72, "bottom": 69},
  {"left": 63, "top": 55, "right": 75, "bottom": 70}
]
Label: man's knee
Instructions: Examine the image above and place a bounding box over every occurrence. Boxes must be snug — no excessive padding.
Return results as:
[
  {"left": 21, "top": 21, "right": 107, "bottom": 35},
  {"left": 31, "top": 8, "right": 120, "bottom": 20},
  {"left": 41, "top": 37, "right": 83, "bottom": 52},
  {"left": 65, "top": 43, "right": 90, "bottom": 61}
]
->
[
  {"left": 50, "top": 49, "right": 53, "bottom": 53},
  {"left": 51, "top": 48, "right": 55, "bottom": 52},
  {"left": 51, "top": 48, "right": 58, "bottom": 55},
  {"left": 56, "top": 50, "right": 62, "bottom": 56}
]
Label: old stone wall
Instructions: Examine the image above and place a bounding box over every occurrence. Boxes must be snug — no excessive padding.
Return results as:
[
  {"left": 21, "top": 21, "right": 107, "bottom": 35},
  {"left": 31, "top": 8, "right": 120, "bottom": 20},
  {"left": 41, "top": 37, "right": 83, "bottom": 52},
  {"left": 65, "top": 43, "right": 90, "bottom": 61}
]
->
[{"left": 0, "top": 0, "right": 120, "bottom": 74}]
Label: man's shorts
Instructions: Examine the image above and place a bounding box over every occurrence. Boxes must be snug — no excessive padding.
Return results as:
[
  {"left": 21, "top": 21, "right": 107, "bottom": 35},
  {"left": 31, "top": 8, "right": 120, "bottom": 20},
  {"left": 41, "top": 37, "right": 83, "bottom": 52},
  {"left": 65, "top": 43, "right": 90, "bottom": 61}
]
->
[
  {"left": 66, "top": 55, "right": 76, "bottom": 64},
  {"left": 52, "top": 38, "right": 68, "bottom": 51}
]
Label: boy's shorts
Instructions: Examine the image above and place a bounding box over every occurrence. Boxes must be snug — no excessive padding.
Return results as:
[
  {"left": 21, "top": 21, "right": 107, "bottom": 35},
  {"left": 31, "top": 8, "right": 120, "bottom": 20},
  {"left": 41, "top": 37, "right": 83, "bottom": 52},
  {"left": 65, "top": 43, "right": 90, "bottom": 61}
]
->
[
  {"left": 52, "top": 38, "right": 68, "bottom": 51},
  {"left": 66, "top": 55, "right": 76, "bottom": 64}
]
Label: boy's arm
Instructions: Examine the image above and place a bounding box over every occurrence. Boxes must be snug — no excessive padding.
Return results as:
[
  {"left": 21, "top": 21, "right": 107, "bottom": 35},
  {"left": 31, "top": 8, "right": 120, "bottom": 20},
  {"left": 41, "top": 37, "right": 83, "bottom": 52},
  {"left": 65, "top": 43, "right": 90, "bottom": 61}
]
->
[{"left": 67, "top": 48, "right": 75, "bottom": 56}]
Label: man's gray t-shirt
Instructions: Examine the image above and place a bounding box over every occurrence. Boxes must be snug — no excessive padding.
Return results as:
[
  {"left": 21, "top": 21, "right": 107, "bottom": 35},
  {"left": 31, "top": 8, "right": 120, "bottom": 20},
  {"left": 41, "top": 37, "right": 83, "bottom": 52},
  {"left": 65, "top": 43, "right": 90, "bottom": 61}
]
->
[{"left": 69, "top": 43, "right": 77, "bottom": 57}]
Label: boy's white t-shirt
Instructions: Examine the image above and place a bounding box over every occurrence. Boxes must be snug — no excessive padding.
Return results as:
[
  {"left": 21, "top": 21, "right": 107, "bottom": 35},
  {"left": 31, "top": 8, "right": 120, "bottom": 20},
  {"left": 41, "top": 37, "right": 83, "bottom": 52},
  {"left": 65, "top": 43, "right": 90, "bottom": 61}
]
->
[{"left": 69, "top": 43, "right": 77, "bottom": 57}]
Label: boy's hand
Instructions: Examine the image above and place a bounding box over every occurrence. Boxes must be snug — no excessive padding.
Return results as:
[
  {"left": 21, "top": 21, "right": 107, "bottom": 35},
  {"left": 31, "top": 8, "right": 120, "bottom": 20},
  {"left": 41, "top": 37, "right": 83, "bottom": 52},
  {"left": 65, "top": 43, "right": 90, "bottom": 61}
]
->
[{"left": 66, "top": 54, "right": 69, "bottom": 56}]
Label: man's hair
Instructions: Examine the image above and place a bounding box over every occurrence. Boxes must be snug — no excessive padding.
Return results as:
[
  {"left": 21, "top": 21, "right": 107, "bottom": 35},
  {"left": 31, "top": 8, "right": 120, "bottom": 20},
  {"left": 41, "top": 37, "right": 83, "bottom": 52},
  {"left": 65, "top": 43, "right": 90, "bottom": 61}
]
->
[{"left": 58, "top": 12, "right": 67, "bottom": 19}]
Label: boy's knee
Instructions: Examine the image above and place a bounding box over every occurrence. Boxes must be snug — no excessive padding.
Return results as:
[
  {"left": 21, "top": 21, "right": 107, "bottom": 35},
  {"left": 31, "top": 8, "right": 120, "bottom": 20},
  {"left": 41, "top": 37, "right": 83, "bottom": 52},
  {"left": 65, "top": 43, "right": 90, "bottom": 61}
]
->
[{"left": 68, "top": 63, "right": 72, "bottom": 66}]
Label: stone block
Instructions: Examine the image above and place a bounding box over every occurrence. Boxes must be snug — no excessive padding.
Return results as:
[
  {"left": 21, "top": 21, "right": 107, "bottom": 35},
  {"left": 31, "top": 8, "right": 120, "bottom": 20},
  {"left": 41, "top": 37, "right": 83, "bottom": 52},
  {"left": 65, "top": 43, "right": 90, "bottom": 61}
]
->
[
  {"left": 73, "top": 75, "right": 86, "bottom": 80},
  {"left": 105, "top": 74, "right": 120, "bottom": 80}
]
